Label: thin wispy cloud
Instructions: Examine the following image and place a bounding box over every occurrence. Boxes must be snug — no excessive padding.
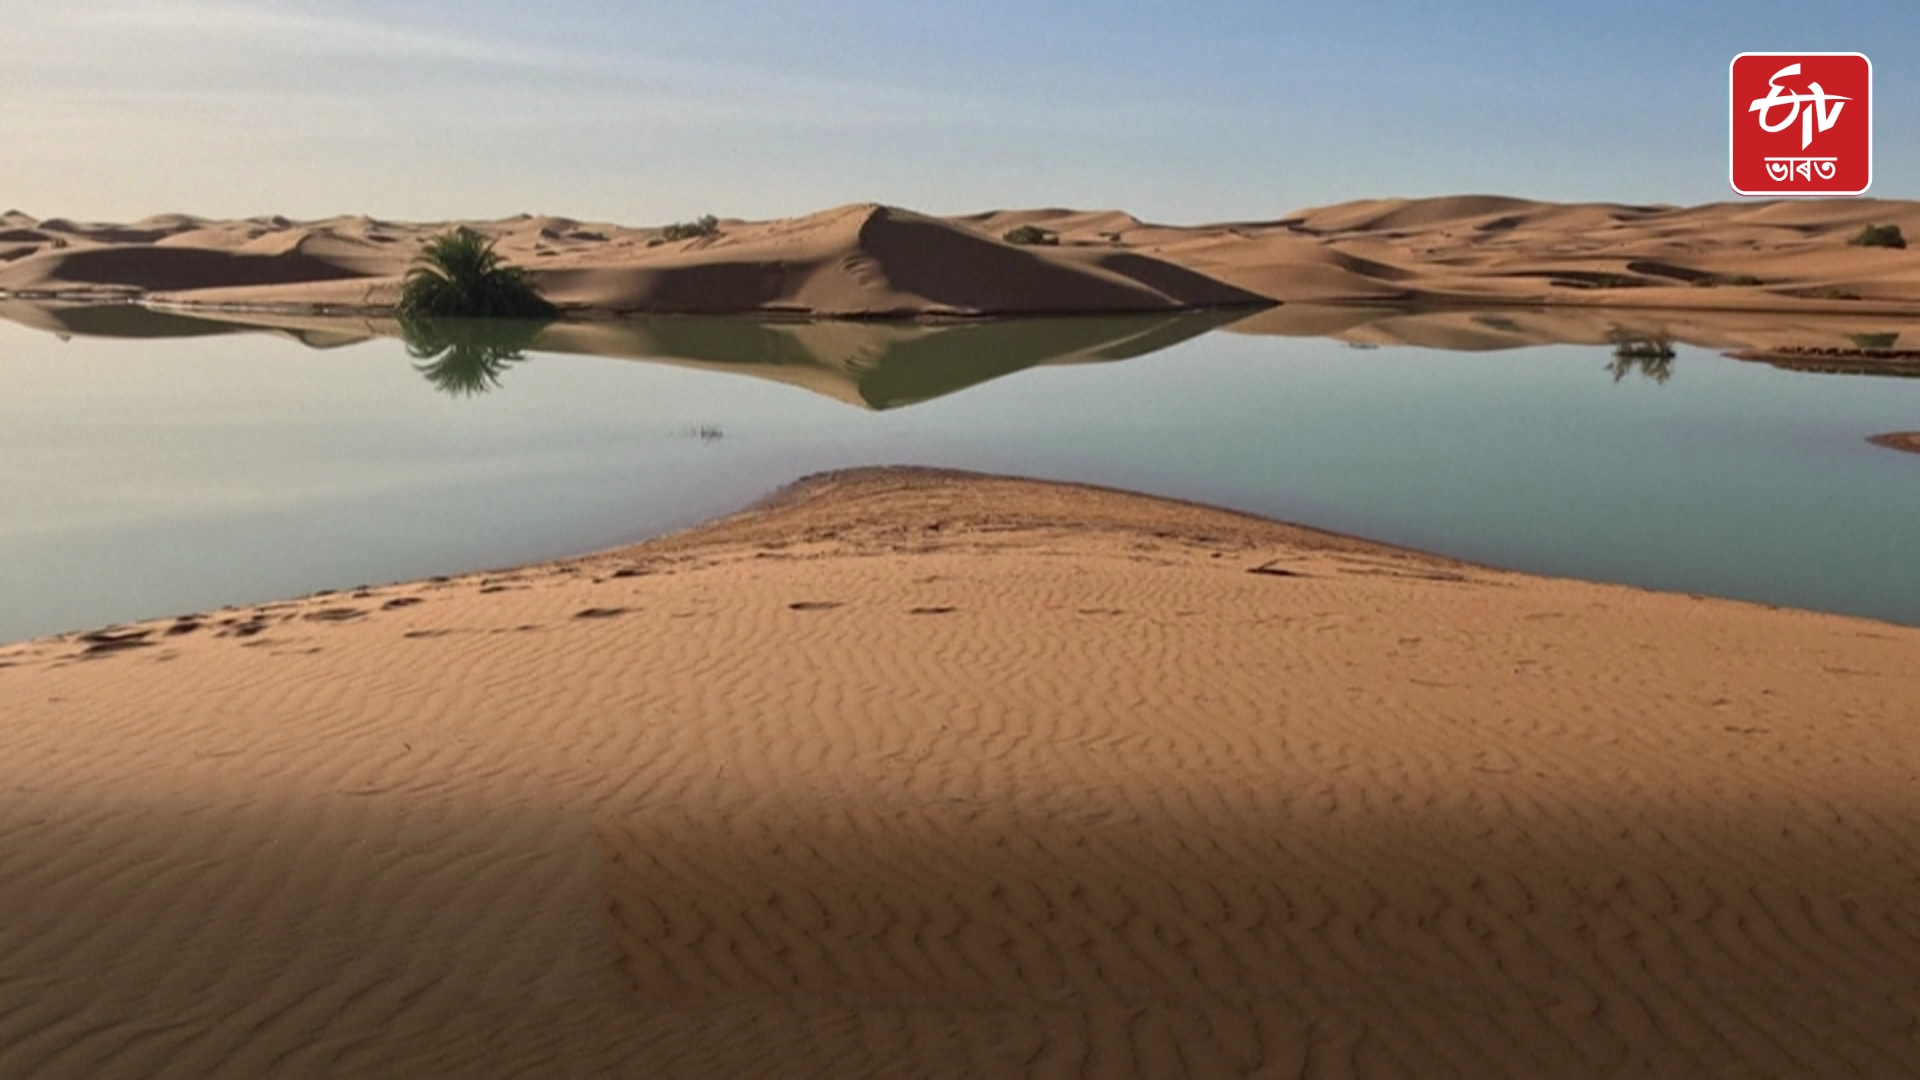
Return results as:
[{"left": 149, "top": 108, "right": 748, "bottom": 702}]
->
[
  {"left": 1, "top": 0, "right": 1910, "bottom": 222},
  {"left": 23, "top": 1, "right": 1201, "bottom": 134}
]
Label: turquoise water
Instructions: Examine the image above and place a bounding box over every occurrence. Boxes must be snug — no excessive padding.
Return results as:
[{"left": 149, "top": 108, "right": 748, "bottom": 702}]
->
[{"left": 2, "top": 306, "right": 1918, "bottom": 642}]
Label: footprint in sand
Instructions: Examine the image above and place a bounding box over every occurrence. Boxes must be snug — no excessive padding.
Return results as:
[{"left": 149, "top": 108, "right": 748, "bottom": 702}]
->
[
  {"left": 574, "top": 607, "right": 632, "bottom": 620},
  {"left": 1247, "top": 562, "right": 1307, "bottom": 578},
  {"left": 77, "top": 628, "right": 156, "bottom": 657}
]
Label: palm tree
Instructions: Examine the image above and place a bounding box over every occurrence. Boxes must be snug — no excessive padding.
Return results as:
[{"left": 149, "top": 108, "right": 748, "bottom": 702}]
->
[{"left": 396, "top": 227, "right": 557, "bottom": 319}]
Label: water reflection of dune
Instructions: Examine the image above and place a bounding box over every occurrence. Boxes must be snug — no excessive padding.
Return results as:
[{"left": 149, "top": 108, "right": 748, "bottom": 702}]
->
[
  {"left": 10, "top": 301, "right": 1920, "bottom": 405},
  {"left": 0, "top": 300, "right": 380, "bottom": 350},
  {"left": 0, "top": 299, "right": 250, "bottom": 340},
  {"left": 0, "top": 302, "right": 1246, "bottom": 409},
  {"left": 1231, "top": 302, "right": 1920, "bottom": 366},
  {"left": 531, "top": 312, "right": 1247, "bottom": 408}
]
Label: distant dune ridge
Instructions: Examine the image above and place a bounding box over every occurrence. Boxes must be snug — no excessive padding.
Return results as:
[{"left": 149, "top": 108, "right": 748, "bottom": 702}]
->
[
  {"left": 2, "top": 467, "right": 1918, "bottom": 1077},
  {"left": 1, "top": 195, "right": 1917, "bottom": 317}
]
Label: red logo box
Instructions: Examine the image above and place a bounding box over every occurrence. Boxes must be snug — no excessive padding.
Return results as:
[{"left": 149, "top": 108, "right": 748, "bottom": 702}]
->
[{"left": 1730, "top": 52, "right": 1871, "bottom": 196}]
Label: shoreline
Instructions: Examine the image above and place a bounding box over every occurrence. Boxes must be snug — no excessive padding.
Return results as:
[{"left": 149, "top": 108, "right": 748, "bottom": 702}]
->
[
  {"left": 10, "top": 281, "right": 1920, "bottom": 324},
  {"left": 3, "top": 195, "right": 1916, "bottom": 320},
  {"left": 10, "top": 464, "right": 1918, "bottom": 651},
  {"left": 85, "top": 292, "right": 1920, "bottom": 322},
  {"left": 3, "top": 466, "right": 1917, "bottom": 1076}
]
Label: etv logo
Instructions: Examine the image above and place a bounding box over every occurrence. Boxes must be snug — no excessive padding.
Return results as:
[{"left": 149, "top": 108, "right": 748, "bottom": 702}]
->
[{"left": 1731, "top": 53, "right": 1871, "bottom": 196}]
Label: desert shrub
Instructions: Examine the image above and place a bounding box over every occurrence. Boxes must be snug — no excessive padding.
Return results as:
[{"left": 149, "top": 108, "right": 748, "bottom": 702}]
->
[
  {"left": 1003, "top": 225, "right": 1060, "bottom": 247},
  {"left": 1849, "top": 224, "right": 1907, "bottom": 249},
  {"left": 659, "top": 215, "right": 721, "bottom": 242},
  {"left": 397, "top": 227, "right": 556, "bottom": 319},
  {"left": 1721, "top": 274, "right": 1764, "bottom": 286},
  {"left": 1848, "top": 332, "right": 1900, "bottom": 349}
]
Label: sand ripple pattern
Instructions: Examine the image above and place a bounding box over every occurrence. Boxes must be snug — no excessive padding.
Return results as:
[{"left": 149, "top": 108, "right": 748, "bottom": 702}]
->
[{"left": 2, "top": 468, "right": 1918, "bottom": 1077}]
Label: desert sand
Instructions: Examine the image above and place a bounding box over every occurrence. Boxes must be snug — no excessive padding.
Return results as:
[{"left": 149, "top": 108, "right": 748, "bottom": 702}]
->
[
  {"left": 2, "top": 195, "right": 1917, "bottom": 319},
  {"left": 1869, "top": 431, "right": 1920, "bottom": 455},
  {"left": 2, "top": 467, "right": 1917, "bottom": 1078}
]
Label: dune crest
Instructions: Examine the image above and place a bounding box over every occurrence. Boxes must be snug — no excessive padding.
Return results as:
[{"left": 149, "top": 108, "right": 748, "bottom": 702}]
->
[
  {"left": 531, "top": 203, "right": 1269, "bottom": 317},
  {"left": 1, "top": 195, "right": 1916, "bottom": 318}
]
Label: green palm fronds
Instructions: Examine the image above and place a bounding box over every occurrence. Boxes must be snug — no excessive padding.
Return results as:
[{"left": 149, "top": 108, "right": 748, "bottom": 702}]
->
[
  {"left": 397, "top": 227, "right": 557, "bottom": 319},
  {"left": 400, "top": 317, "right": 547, "bottom": 396},
  {"left": 1607, "top": 335, "right": 1677, "bottom": 384}
]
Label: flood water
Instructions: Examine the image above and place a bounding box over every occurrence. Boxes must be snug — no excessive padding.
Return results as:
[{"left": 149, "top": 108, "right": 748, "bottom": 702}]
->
[{"left": 2, "top": 301, "right": 1918, "bottom": 642}]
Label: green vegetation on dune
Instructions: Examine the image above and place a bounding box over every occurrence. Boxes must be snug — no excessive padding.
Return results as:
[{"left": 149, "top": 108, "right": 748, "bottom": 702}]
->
[
  {"left": 656, "top": 215, "right": 721, "bottom": 244},
  {"left": 1002, "top": 225, "right": 1060, "bottom": 246},
  {"left": 1849, "top": 224, "right": 1906, "bottom": 249},
  {"left": 397, "top": 227, "right": 557, "bottom": 319}
]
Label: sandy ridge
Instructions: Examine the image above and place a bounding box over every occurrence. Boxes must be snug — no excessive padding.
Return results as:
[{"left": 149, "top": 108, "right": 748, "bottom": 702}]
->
[
  {"left": 2, "top": 195, "right": 1916, "bottom": 318},
  {"left": 2, "top": 467, "right": 1917, "bottom": 1076},
  {"left": 1868, "top": 431, "right": 1920, "bottom": 455}
]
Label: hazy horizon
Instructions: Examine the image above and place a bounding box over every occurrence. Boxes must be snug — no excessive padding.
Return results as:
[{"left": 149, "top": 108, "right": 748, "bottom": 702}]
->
[{"left": 5, "top": 0, "right": 1915, "bottom": 225}]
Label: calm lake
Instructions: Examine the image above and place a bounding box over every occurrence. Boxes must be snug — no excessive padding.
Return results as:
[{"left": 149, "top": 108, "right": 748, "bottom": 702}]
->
[{"left": 3, "top": 301, "right": 1918, "bottom": 642}]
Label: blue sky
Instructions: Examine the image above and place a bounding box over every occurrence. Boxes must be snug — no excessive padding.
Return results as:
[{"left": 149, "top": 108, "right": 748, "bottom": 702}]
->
[{"left": 4, "top": 0, "right": 1913, "bottom": 223}]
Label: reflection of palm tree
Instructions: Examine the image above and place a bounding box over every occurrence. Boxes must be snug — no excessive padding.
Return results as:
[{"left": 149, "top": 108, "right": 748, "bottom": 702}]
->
[
  {"left": 400, "top": 317, "right": 549, "bottom": 396},
  {"left": 1607, "top": 335, "right": 1676, "bottom": 384}
]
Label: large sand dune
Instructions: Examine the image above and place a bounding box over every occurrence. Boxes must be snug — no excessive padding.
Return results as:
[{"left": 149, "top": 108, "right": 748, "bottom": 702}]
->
[
  {"left": 2, "top": 195, "right": 1916, "bottom": 318},
  {"left": 2, "top": 468, "right": 1916, "bottom": 1077}
]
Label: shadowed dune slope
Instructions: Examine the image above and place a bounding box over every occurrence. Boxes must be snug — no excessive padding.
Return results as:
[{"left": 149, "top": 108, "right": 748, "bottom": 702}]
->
[
  {"left": 3, "top": 195, "right": 1917, "bottom": 316},
  {"left": 0, "top": 243, "right": 372, "bottom": 295},
  {"left": 524, "top": 204, "right": 1269, "bottom": 316},
  {"left": 1, "top": 468, "right": 1917, "bottom": 1077}
]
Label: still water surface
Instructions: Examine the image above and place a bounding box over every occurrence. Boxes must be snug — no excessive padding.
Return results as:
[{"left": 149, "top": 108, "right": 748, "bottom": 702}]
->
[{"left": 2, "top": 305, "right": 1917, "bottom": 641}]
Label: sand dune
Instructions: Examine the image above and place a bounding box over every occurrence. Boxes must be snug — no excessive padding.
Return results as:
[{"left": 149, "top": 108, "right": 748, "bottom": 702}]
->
[
  {"left": 2, "top": 468, "right": 1916, "bottom": 1077},
  {"left": 0, "top": 203, "right": 1269, "bottom": 318},
  {"left": 1, "top": 196, "right": 1915, "bottom": 318},
  {"left": 527, "top": 204, "right": 1268, "bottom": 317}
]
